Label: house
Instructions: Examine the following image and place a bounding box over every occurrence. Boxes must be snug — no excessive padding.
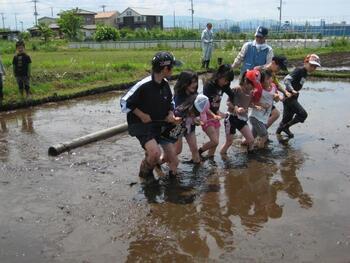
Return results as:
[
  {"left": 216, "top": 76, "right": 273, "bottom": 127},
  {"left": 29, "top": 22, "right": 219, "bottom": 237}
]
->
[
  {"left": 58, "top": 8, "right": 97, "bottom": 25},
  {"left": 117, "top": 7, "right": 163, "bottom": 30},
  {"left": 0, "top": 30, "right": 20, "bottom": 41},
  {"left": 81, "top": 25, "right": 97, "bottom": 40},
  {"left": 38, "top": 16, "right": 57, "bottom": 26},
  {"left": 95, "top": 11, "right": 119, "bottom": 27}
]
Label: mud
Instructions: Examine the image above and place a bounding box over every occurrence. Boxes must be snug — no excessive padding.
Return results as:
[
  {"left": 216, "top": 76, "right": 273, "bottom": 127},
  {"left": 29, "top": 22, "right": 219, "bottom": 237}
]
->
[
  {"left": 289, "top": 51, "right": 350, "bottom": 68},
  {"left": 1, "top": 79, "right": 350, "bottom": 262}
]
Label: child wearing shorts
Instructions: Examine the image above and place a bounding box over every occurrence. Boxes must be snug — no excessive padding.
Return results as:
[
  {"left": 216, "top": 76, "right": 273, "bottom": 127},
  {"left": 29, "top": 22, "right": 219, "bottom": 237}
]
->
[
  {"left": 199, "top": 64, "right": 235, "bottom": 158},
  {"left": 249, "top": 70, "right": 281, "bottom": 148},
  {"left": 220, "top": 69, "right": 262, "bottom": 154}
]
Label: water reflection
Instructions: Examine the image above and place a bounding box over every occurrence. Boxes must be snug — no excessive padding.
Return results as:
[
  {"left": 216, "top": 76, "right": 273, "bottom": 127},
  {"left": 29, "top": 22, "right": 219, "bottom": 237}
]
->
[
  {"left": 128, "top": 145, "right": 313, "bottom": 259},
  {"left": 20, "top": 112, "right": 34, "bottom": 133}
]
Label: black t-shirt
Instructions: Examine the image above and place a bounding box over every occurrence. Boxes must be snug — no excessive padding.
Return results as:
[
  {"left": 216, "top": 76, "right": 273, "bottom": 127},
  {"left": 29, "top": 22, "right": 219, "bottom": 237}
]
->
[
  {"left": 13, "top": 53, "right": 32, "bottom": 77},
  {"left": 123, "top": 75, "right": 173, "bottom": 125},
  {"left": 203, "top": 80, "right": 234, "bottom": 114},
  {"left": 285, "top": 67, "right": 308, "bottom": 92}
]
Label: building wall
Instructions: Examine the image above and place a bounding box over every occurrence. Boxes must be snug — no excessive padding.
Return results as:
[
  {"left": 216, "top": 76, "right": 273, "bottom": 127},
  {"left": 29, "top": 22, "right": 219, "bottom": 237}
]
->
[
  {"left": 96, "top": 15, "right": 117, "bottom": 27},
  {"left": 118, "top": 16, "right": 163, "bottom": 29},
  {"left": 79, "top": 14, "right": 95, "bottom": 25}
]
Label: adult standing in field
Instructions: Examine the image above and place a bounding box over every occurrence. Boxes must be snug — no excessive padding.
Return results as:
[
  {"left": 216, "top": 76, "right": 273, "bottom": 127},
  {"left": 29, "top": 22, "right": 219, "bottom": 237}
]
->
[
  {"left": 201, "top": 23, "right": 214, "bottom": 69},
  {"left": 232, "top": 26, "right": 273, "bottom": 75},
  {"left": 0, "top": 53, "right": 5, "bottom": 105}
]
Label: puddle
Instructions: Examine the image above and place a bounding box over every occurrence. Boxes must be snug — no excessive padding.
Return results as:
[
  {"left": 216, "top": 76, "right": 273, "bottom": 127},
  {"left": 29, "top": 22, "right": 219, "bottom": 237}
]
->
[{"left": 0, "top": 79, "right": 350, "bottom": 262}]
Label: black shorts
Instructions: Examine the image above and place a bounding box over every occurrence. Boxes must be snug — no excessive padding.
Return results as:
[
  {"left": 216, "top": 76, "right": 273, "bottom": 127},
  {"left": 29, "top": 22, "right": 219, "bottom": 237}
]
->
[
  {"left": 224, "top": 114, "right": 247, "bottom": 135},
  {"left": 128, "top": 123, "right": 171, "bottom": 149}
]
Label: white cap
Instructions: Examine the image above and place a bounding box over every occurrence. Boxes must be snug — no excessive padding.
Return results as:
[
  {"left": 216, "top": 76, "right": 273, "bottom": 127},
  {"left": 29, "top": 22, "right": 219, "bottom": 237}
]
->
[
  {"left": 305, "top": 54, "right": 321, "bottom": 67},
  {"left": 194, "top": 94, "right": 209, "bottom": 113}
]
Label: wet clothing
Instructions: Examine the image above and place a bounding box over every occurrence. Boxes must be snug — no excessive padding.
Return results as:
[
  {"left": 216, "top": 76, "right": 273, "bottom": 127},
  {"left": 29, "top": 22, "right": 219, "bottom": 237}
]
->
[
  {"left": 284, "top": 67, "right": 308, "bottom": 94},
  {"left": 228, "top": 86, "right": 252, "bottom": 121},
  {"left": 280, "top": 67, "right": 309, "bottom": 127},
  {"left": 174, "top": 93, "right": 197, "bottom": 134},
  {"left": 249, "top": 116, "right": 268, "bottom": 137},
  {"left": 254, "top": 65, "right": 288, "bottom": 96},
  {"left": 232, "top": 40, "right": 273, "bottom": 74},
  {"left": 201, "top": 27, "right": 214, "bottom": 61},
  {"left": 120, "top": 75, "right": 173, "bottom": 146},
  {"left": 224, "top": 114, "right": 247, "bottom": 135},
  {"left": 250, "top": 85, "right": 277, "bottom": 125},
  {"left": 13, "top": 53, "right": 31, "bottom": 77},
  {"left": 203, "top": 80, "right": 234, "bottom": 114}
]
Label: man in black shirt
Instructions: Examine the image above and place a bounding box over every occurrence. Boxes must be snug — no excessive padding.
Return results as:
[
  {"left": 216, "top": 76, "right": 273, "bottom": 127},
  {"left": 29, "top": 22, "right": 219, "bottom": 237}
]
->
[
  {"left": 121, "top": 51, "right": 182, "bottom": 179},
  {"left": 277, "top": 54, "right": 321, "bottom": 138},
  {"left": 12, "top": 40, "right": 32, "bottom": 98}
]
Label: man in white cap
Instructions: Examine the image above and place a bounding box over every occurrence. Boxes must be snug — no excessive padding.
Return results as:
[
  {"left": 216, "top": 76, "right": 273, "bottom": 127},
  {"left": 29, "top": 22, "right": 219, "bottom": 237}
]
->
[
  {"left": 232, "top": 26, "right": 274, "bottom": 75},
  {"left": 201, "top": 23, "right": 214, "bottom": 69}
]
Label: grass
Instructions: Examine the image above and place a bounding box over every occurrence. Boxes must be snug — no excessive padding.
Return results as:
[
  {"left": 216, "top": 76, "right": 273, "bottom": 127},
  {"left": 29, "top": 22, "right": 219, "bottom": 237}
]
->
[{"left": 0, "top": 38, "right": 349, "bottom": 107}]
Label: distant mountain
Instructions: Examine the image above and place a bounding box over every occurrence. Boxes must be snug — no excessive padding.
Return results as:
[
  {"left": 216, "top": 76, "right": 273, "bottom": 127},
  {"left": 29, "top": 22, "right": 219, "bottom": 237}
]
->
[{"left": 163, "top": 15, "right": 280, "bottom": 31}]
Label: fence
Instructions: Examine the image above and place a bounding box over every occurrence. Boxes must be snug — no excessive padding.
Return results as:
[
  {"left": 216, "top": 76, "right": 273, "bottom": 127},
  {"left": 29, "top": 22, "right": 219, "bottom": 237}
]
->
[{"left": 69, "top": 39, "right": 331, "bottom": 50}]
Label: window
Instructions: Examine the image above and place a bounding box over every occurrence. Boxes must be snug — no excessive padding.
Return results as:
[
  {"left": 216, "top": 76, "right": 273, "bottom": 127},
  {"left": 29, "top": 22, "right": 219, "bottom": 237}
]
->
[
  {"left": 156, "top": 16, "right": 161, "bottom": 23},
  {"left": 126, "top": 11, "right": 132, "bottom": 16}
]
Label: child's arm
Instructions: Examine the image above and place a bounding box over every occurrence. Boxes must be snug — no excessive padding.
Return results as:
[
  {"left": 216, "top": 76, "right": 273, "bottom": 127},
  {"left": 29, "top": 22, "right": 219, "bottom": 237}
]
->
[{"left": 133, "top": 108, "right": 152, "bottom": 123}]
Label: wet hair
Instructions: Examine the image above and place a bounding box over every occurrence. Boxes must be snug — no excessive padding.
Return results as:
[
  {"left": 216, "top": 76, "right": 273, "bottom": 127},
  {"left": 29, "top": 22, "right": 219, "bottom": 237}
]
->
[
  {"left": 174, "top": 70, "right": 198, "bottom": 97},
  {"left": 16, "top": 40, "right": 25, "bottom": 48},
  {"left": 176, "top": 94, "right": 200, "bottom": 117},
  {"left": 211, "top": 64, "right": 234, "bottom": 84}
]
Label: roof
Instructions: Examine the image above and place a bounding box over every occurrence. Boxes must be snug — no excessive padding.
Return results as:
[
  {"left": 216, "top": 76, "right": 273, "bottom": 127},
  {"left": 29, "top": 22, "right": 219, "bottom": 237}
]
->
[
  {"left": 121, "top": 7, "right": 162, "bottom": 17},
  {"left": 82, "top": 25, "right": 97, "bottom": 30},
  {"left": 95, "top": 11, "right": 119, "bottom": 19},
  {"left": 58, "top": 8, "right": 97, "bottom": 16},
  {"left": 38, "top": 16, "right": 57, "bottom": 21}
]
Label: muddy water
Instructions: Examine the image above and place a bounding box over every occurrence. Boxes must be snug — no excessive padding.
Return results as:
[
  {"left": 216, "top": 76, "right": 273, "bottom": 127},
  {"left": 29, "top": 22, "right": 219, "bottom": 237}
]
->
[{"left": 0, "top": 79, "right": 350, "bottom": 262}]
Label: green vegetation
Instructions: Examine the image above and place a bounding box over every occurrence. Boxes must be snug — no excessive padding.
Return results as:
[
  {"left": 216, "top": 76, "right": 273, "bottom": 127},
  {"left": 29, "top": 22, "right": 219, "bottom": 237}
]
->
[
  {"left": 94, "top": 25, "right": 120, "bottom": 41},
  {"left": 0, "top": 37, "right": 349, "bottom": 108},
  {"left": 58, "top": 9, "right": 83, "bottom": 40}
]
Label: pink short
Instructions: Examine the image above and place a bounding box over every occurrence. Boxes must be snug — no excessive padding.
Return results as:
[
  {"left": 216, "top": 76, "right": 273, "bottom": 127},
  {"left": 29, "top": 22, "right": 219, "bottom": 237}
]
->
[{"left": 202, "top": 113, "right": 221, "bottom": 131}]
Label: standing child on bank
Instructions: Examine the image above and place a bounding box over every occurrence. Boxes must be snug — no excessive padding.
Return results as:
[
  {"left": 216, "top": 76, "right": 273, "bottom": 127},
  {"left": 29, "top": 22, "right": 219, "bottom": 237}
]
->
[
  {"left": 173, "top": 71, "right": 203, "bottom": 164},
  {"left": 199, "top": 64, "right": 235, "bottom": 158},
  {"left": 276, "top": 54, "right": 321, "bottom": 138},
  {"left": 0, "top": 53, "right": 5, "bottom": 104},
  {"left": 220, "top": 69, "right": 262, "bottom": 154},
  {"left": 12, "top": 40, "right": 32, "bottom": 98},
  {"left": 120, "top": 51, "right": 182, "bottom": 179},
  {"left": 249, "top": 70, "right": 281, "bottom": 148}
]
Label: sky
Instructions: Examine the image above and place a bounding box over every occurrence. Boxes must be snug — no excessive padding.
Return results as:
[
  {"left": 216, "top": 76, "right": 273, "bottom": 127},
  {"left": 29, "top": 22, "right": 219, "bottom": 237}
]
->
[{"left": 0, "top": 0, "right": 349, "bottom": 30}]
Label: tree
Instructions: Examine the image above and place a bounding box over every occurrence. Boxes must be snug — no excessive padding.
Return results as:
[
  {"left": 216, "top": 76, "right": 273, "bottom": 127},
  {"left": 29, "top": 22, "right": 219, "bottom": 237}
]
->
[
  {"left": 58, "top": 9, "right": 83, "bottom": 40},
  {"left": 37, "top": 22, "right": 53, "bottom": 42},
  {"left": 94, "top": 24, "right": 120, "bottom": 41}
]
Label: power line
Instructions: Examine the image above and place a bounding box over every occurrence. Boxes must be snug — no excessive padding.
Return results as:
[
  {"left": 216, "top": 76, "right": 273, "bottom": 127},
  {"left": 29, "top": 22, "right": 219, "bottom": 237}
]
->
[
  {"left": 32, "top": 0, "right": 39, "bottom": 26},
  {"left": 0, "top": 13, "right": 5, "bottom": 30},
  {"left": 189, "top": 0, "right": 194, "bottom": 29}
]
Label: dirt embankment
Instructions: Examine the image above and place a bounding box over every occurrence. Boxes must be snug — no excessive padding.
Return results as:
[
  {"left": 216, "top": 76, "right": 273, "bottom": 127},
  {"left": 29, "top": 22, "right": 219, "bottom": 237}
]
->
[{"left": 289, "top": 51, "right": 350, "bottom": 67}]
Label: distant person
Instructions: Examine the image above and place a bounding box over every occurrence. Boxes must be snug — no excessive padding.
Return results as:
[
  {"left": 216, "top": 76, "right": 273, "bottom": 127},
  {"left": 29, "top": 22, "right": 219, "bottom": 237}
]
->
[
  {"left": 232, "top": 26, "right": 273, "bottom": 75},
  {"left": 120, "top": 51, "right": 182, "bottom": 179},
  {"left": 276, "top": 54, "right": 321, "bottom": 138},
  {"left": 0, "top": 53, "right": 5, "bottom": 105},
  {"left": 12, "top": 40, "right": 32, "bottom": 98},
  {"left": 201, "top": 23, "right": 214, "bottom": 69}
]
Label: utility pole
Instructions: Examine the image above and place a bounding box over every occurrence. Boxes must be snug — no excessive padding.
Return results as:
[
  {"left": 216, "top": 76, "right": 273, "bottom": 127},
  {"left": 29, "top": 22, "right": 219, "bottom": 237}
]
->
[
  {"left": 277, "top": 0, "right": 282, "bottom": 32},
  {"left": 100, "top": 5, "right": 106, "bottom": 12},
  {"left": 0, "top": 13, "right": 5, "bottom": 30},
  {"left": 20, "top": 21, "right": 24, "bottom": 32},
  {"left": 14, "top": 13, "right": 18, "bottom": 30},
  {"left": 51, "top": 7, "right": 54, "bottom": 17},
  {"left": 189, "top": 0, "right": 194, "bottom": 29},
  {"left": 173, "top": 10, "right": 176, "bottom": 28},
  {"left": 32, "top": 0, "right": 39, "bottom": 26}
]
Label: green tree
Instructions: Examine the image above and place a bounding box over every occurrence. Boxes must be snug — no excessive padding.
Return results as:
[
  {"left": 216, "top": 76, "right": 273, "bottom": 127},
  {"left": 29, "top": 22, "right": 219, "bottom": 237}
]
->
[
  {"left": 37, "top": 22, "right": 53, "bottom": 42},
  {"left": 94, "top": 25, "right": 120, "bottom": 41},
  {"left": 58, "top": 9, "right": 83, "bottom": 40}
]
